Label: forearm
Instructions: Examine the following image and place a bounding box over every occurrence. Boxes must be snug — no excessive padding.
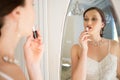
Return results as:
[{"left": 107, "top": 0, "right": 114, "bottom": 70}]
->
[
  {"left": 26, "top": 63, "right": 43, "bottom": 80},
  {"left": 72, "top": 51, "right": 87, "bottom": 80}
]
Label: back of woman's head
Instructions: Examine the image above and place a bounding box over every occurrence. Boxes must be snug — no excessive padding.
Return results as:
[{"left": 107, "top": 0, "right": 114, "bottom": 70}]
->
[{"left": 0, "top": 0, "right": 25, "bottom": 36}]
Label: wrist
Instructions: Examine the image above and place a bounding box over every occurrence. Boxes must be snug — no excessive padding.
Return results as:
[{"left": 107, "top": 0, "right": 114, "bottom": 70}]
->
[
  {"left": 26, "top": 61, "right": 40, "bottom": 70},
  {"left": 26, "top": 63, "right": 42, "bottom": 80},
  {"left": 81, "top": 47, "right": 88, "bottom": 52},
  {"left": 27, "top": 62, "right": 40, "bottom": 67}
]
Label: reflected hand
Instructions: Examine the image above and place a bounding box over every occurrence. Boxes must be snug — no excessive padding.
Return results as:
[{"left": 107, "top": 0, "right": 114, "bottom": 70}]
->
[
  {"left": 24, "top": 31, "right": 43, "bottom": 65},
  {"left": 79, "top": 31, "right": 91, "bottom": 51}
]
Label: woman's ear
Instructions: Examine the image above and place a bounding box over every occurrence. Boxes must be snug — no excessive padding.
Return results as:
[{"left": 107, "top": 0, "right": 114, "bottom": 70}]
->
[
  {"left": 101, "top": 22, "right": 105, "bottom": 28},
  {"left": 7, "top": 6, "right": 24, "bottom": 21}
]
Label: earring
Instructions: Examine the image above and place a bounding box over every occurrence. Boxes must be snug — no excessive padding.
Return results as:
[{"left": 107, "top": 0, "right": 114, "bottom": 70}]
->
[{"left": 100, "top": 28, "right": 104, "bottom": 37}]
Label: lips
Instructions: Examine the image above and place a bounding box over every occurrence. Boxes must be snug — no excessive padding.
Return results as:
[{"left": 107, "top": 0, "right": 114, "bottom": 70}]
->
[{"left": 86, "top": 26, "right": 92, "bottom": 31}]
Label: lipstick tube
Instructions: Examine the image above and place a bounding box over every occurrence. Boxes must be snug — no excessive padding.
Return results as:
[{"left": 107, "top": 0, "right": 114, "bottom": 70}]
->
[{"left": 32, "top": 27, "right": 38, "bottom": 39}]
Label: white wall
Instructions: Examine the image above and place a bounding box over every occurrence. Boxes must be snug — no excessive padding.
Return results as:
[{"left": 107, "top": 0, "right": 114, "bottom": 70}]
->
[{"left": 111, "top": 0, "right": 120, "bottom": 23}]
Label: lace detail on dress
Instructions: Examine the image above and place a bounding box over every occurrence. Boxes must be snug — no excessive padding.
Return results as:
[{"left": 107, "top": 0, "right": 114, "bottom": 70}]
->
[{"left": 86, "top": 54, "right": 118, "bottom": 80}]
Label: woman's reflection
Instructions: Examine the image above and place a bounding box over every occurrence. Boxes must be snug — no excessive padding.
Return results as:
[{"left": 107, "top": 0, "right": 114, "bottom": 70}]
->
[{"left": 71, "top": 7, "right": 120, "bottom": 80}]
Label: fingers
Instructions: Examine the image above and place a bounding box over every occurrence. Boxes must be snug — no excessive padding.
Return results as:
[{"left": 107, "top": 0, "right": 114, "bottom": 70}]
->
[
  {"left": 79, "top": 31, "right": 92, "bottom": 46},
  {"left": 81, "top": 34, "right": 90, "bottom": 41},
  {"left": 31, "top": 30, "right": 43, "bottom": 52},
  {"left": 34, "top": 30, "right": 43, "bottom": 43},
  {"left": 36, "top": 30, "right": 42, "bottom": 39},
  {"left": 80, "top": 31, "right": 89, "bottom": 37},
  {"left": 24, "top": 30, "right": 43, "bottom": 48},
  {"left": 30, "top": 41, "right": 43, "bottom": 54},
  {"left": 24, "top": 34, "right": 33, "bottom": 48},
  {"left": 80, "top": 31, "right": 89, "bottom": 40}
]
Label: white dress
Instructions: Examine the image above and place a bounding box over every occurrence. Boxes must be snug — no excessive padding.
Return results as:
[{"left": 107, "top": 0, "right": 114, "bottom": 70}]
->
[
  {"left": 86, "top": 40, "right": 118, "bottom": 80},
  {"left": 86, "top": 53, "right": 118, "bottom": 80}
]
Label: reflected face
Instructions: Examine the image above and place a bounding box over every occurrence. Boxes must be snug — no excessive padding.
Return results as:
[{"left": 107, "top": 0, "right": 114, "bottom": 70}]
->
[
  {"left": 84, "top": 10, "right": 104, "bottom": 35},
  {"left": 20, "top": 0, "right": 35, "bottom": 36}
]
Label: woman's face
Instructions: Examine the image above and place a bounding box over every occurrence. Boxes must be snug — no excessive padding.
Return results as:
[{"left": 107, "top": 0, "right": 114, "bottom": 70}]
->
[
  {"left": 84, "top": 9, "right": 104, "bottom": 35},
  {"left": 19, "top": 0, "right": 35, "bottom": 36}
]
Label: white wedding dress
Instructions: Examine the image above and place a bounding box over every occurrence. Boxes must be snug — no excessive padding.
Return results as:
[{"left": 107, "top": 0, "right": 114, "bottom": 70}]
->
[
  {"left": 86, "top": 53, "right": 119, "bottom": 80},
  {"left": 86, "top": 41, "right": 119, "bottom": 80},
  {"left": 86, "top": 40, "right": 119, "bottom": 80}
]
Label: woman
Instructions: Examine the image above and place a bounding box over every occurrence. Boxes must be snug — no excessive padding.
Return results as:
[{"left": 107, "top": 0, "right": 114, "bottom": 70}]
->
[
  {"left": 71, "top": 7, "right": 120, "bottom": 80},
  {"left": 0, "top": 0, "right": 43, "bottom": 80}
]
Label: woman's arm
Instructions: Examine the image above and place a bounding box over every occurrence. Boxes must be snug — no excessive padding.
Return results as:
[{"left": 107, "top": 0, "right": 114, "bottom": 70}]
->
[
  {"left": 117, "top": 58, "right": 120, "bottom": 79},
  {"left": 113, "top": 41, "right": 120, "bottom": 79},
  {"left": 26, "top": 62, "right": 43, "bottom": 80},
  {"left": 71, "top": 31, "right": 91, "bottom": 80},
  {"left": 117, "top": 42, "right": 120, "bottom": 79},
  {"left": 71, "top": 44, "right": 87, "bottom": 80},
  {"left": 71, "top": 30, "right": 90, "bottom": 80},
  {"left": 24, "top": 31, "right": 43, "bottom": 80}
]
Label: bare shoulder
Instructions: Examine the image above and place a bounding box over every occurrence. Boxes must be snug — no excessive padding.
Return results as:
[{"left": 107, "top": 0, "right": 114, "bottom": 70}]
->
[
  {"left": 72, "top": 44, "right": 80, "bottom": 49},
  {"left": 110, "top": 39, "right": 119, "bottom": 46},
  {"left": 109, "top": 39, "right": 120, "bottom": 57},
  {"left": 71, "top": 44, "right": 82, "bottom": 58},
  {"left": 0, "top": 63, "right": 26, "bottom": 80}
]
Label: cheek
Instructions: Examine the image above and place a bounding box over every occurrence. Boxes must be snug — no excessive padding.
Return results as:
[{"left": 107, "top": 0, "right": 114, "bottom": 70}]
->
[
  {"left": 30, "top": 9, "right": 35, "bottom": 26},
  {"left": 92, "top": 21, "right": 100, "bottom": 28},
  {"left": 94, "top": 23, "right": 102, "bottom": 31},
  {"left": 21, "top": 14, "right": 34, "bottom": 36},
  {"left": 26, "top": 8, "right": 35, "bottom": 27},
  {"left": 84, "top": 22, "right": 87, "bottom": 26},
  {"left": 27, "top": 10, "right": 35, "bottom": 34}
]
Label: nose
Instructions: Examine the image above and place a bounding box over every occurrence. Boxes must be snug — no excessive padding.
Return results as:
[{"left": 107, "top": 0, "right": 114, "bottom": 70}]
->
[{"left": 87, "top": 20, "right": 92, "bottom": 26}]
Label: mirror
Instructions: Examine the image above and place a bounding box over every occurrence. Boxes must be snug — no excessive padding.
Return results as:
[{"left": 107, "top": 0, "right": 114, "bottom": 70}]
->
[{"left": 61, "top": 0, "right": 120, "bottom": 80}]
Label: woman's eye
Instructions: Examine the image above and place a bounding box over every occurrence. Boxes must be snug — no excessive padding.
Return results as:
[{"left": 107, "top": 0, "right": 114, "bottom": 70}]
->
[
  {"left": 84, "top": 18, "right": 89, "bottom": 21},
  {"left": 92, "top": 18, "right": 97, "bottom": 21}
]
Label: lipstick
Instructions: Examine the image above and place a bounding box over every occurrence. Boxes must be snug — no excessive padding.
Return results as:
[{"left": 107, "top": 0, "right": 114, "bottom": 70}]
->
[
  {"left": 32, "top": 27, "right": 38, "bottom": 39},
  {"left": 86, "top": 26, "right": 89, "bottom": 32}
]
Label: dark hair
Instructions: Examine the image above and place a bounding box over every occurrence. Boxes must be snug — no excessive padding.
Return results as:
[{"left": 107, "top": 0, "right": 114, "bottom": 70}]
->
[
  {"left": 83, "top": 7, "right": 106, "bottom": 37},
  {"left": 0, "top": 0, "right": 25, "bottom": 36}
]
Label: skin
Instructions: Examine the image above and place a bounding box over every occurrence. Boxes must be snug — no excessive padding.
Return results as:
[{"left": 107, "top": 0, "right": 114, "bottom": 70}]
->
[
  {"left": 71, "top": 10, "right": 120, "bottom": 80},
  {"left": 0, "top": 0, "right": 43, "bottom": 80}
]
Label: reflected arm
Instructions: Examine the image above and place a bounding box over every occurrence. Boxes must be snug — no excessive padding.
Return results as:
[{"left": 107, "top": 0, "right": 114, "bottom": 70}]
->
[
  {"left": 71, "top": 44, "right": 87, "bottom": 80},
  {"left": 117, "top": 43, "right": 120, "bottom": 79},
  {"left": 117, "top": 58, "right": 120, "bottom": 79}
]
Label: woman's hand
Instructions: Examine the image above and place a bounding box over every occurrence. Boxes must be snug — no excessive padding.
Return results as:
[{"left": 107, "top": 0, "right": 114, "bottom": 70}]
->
[
  {"left": 24, "top": 31, "right": 43, "bottom": 65},
  {"left": 24, "top": 31, "right": 43, "bottom": 80},
  {"left": 79, "top": 30, "right": 91, "bottom": 51}
]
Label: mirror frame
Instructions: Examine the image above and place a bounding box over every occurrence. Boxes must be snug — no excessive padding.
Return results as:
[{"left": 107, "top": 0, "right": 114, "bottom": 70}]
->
[{"left": 60, "top": 0, "right": 120, "bottom": 80}]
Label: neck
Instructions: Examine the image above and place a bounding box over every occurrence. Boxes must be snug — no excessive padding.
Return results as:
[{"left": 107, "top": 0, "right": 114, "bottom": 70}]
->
[
  {"left": 88, "top": 34, "right": 104, "bottom": 47},
  {"left": 89, "top": 34, "right": 102, "bottom": 42},
  {"left": 0, "top": 26, "right": 21, "bottom": 58}
]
